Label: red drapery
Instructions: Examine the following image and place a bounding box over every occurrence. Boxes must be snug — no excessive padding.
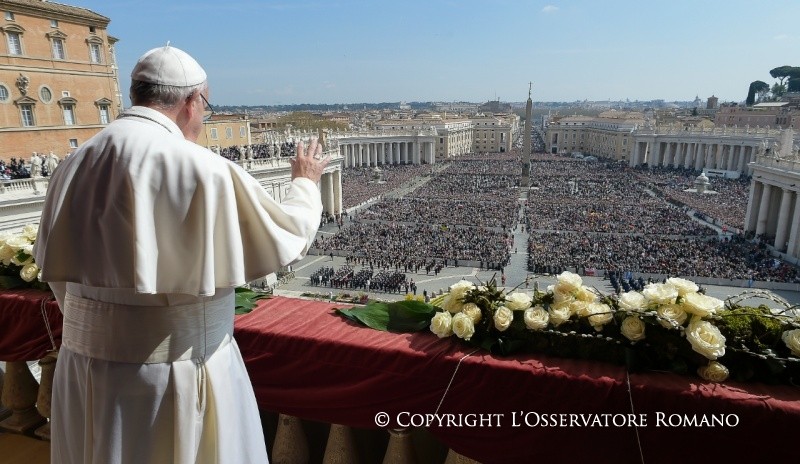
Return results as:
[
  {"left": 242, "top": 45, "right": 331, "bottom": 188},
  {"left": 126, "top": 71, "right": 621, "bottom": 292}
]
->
[
  {"left": 3, "top": 291, "right": 798, "bottom": 461},
  {"left": 235, "top": 296, "right": 800, "bottom": 463}
]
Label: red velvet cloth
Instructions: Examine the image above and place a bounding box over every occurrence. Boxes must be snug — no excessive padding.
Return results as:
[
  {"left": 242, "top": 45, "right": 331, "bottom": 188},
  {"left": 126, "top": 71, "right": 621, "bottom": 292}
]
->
[
  {"left": 235, "top": 296, "right": 800, "bottom": 463},
  {"left": 0, "top": 289, "right": 61, "bottom": 361}
]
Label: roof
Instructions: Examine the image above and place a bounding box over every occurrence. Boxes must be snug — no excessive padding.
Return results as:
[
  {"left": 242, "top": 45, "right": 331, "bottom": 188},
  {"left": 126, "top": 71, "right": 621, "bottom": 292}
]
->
[
  {"left": 753, "top": 102, "right": 789, "bottom": 108},
  {"left": 1, "top": 0, "right": 109, "bottom": 25}
]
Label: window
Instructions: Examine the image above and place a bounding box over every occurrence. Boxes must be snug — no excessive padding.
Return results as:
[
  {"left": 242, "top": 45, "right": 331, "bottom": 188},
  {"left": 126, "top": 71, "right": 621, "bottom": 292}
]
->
[
  {"left": 210, "top": 128, "right": 218, "bottom": 140},
  {"left": 240, "top": 126, "right": 245, "bottom": 137},
  {"left": 0, "top": 85, "right": 8, "bottom": 102},
  {"left": 225, "top": 127, "right": 233, "bottom": 139},
  {"left": 51, "top": 19, "right": 58, "bottom": 28},
  {"left": 39, "top": 87, "right": 52, "bottom": 103},
  {"left": 4, "top": 11, "right": 14, "bottom": 21},
  {"left": 20, "top": 104, "right": 35, "bottom": 126},
  {"left": 89, "top": 26, "right": 96, "bottom": 33},
  {"left": 89, "top": 43, "right": 102, "bottom": 63},
  {"left": 69, "top": 139, "right": 78, "bottom": 148},
  {"left": 62, "top": 104, "right": 75, "bottom": 125},
  {"left": 52, "top": 37, "right": 65, "bottom": 59},
  {"left": 7, "top": 31, "right": 22, "bottom": 55},
  {"left": 99, "top": 105, "right": 109, "bottom": 124}
]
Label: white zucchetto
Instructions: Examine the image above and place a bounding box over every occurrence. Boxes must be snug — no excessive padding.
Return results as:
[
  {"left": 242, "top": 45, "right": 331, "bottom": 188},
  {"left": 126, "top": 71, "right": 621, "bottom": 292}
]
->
[{"left": 131, "top": 45, "right": 207, "bottom": 87}]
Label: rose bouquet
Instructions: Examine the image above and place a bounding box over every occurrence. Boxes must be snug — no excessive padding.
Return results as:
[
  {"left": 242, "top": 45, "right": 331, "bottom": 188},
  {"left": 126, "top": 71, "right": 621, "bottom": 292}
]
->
[
  {"left": 339, "top": 271, "right": 800, "bottom": 385},
  {"left": 0, "top": 224, "right": 48, "bottom": 290}
]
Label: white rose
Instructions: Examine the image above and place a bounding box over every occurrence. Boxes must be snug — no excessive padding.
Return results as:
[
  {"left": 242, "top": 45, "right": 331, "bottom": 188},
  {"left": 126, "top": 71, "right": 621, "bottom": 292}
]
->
[
  {"left": 20, "top": 263, "right": 39, "bottom": 283},
  {"left": 685, "top": 320, "right": 726, "bottom": 360},
  {"left": 642, "top": 283, "right": 678, "bottom": 305},
  {"left": 571, "top": 300, "right": 590, "bottom": 318},
  {"left": 505, "top": 292, "right": 532, "bottom": 311},
  {"left": 429, "top": 312, "right": 453, "bottom": 338},
  {"left": 666, "top": 277, "right": 699, "bottom": 296},
  {"left": 449, "top": 280, "right": 475, "bottom": 299},
  {"left": 657, "top": 304, "right": 688, "bottom": 329},
  {"left": 451, "top": 313, "right": 475, "bottom": 341},
  {"left": 555, "top": 271, "right": 583, "bottom": 293},
  {"left": 461, "top": 303, "right": 482, "bottom": 324},
  {"left": 0, "top": 244, "right": 15, "bottom": 266},
  {"left": 524, "top": 306, "right": 549, "bottom": 330},
  {"left": 620, "top": 316, "right": 646, "bottom": 342},
  {"left": 618, "top": 291, "right": 647, "bottom": 312},
  {"left": 4, "top": 235, "right": 29, "bottom": 250},
  {"left": 493, "top": 306, "right": 514, "bottom": 332},
  {"left": 782, "top": 329, "right": 800, "bottom": 357},
  {"left": 442, "top": 294, "right": 465, "bottom": 314},
  {"left": 586, "top": 303, "right": 613, "bottom": 331},
  {"left": 553, "top": 290, "right": 575, "bottom": 305},
  {"left": 21, "top": 224, "right": 38, "bottom": 242},
  {"left": 681, "top": 292, "right": 723, "bottom": 317},
  {"left": 548, "top": 304, "right": 572, "bottom": 327},
  {"left": 697, "top": 361, "right": 730, "bottom": 382},
  {"left": 575, "top": 286, "right": 598, "bottom": 303}
]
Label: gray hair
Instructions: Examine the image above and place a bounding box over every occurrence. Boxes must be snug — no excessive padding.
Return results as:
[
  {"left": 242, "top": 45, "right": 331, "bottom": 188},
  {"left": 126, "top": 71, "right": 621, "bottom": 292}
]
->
[{"left": 130, "top": 79, "right": 206, "bottom": 108}]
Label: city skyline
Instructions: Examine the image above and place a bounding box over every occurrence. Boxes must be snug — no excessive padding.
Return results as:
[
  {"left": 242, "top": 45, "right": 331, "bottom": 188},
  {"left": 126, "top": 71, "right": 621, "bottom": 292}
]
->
[{"left": 61, "top": 1, "right": 800, "bottom": 106}]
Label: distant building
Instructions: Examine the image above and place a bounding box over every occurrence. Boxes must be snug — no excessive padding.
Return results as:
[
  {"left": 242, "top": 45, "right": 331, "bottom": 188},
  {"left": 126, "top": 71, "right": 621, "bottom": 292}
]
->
[
  {"left": 197, "top": 113, "right": 251, "bottom": 150},
  {"left": 714, "top": 102, "right": 800, "bottom": 130},
  {"left": 0, "top": 0, "right": 120, "bottom": 160},
  {"left": 545, "top": 110, "right": 643, "bottom": 159}
]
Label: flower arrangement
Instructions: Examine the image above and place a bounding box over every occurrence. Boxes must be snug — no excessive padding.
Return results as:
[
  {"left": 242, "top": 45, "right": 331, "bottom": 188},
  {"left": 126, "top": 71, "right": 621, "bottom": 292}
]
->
[
  {"left": 338, "top": 271, "right": 800, "bottom": 385},
  {"left": 0, "top": 225, "right": 48, "bottom": 290}
]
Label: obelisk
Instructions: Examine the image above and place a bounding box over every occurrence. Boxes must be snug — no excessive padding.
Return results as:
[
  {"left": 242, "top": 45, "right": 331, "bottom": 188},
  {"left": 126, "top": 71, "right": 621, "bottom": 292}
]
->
[{"left": 522, "top": 83, "right": 532, "bottom": 187}]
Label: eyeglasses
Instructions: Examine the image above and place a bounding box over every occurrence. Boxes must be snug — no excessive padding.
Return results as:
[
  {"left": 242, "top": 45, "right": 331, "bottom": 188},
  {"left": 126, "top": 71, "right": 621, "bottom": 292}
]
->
[{"left": 199, "top": 93, "right": 215, "bottom": 122}]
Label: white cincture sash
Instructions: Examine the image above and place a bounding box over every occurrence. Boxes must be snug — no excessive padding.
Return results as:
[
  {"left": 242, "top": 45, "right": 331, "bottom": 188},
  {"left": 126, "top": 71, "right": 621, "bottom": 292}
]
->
[{"left": 62, "top": 292, "right": 233, "bottom": 363}]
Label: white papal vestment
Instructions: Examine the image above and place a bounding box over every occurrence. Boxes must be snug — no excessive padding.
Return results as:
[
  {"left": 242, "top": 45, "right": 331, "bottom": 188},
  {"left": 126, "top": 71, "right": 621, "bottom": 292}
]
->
[{"left": 34, "top": 106, "right": 322, "bottom": 464}]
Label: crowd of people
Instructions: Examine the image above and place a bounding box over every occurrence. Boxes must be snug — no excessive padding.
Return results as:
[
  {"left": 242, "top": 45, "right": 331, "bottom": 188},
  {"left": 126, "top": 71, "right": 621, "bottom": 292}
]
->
[
  {"left": 313, "top": 221, "right": 512, "bottom": 270},
  {"left": 634, "top": 166, "right": 750, "bottom": 230},
  {"left": 341, "top": 164, "right": 434, "bottom": 209},
  {"left": 217, "top": 141, "right": 297, "bottom": 162},
  {"left": 309, "top": 265, "right": 410, "bottom": 293},
  {"left": 0, "top": 158, "right": 31, "bottom": 180},
  {"left": 527, "top": 231, "right": 798, "bottom": 282},
  {"left": 522, "top": 156, "right": 800, "bottom": 283}
]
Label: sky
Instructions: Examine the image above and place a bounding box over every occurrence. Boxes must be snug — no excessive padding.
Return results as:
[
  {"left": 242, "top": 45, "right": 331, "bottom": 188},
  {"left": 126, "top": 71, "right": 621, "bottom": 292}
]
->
[{"left": 67, "top": 0, "right": 800, "bottom": 106}]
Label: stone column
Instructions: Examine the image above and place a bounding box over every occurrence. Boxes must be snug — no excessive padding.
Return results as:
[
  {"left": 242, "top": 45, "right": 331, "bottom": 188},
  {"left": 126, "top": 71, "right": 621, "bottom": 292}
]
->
[
  {"left": 333, "top": 169, "right": 343, "bottom": 215},
  {"left": 400, "top": 143, "right": 407, "bottom": 164},
  {"left": 786, "top": 193, "right": 800, "bottom": 259},
  {"left": 322, "top": 172, "right": 335, "bottom": 214},
  {"left": 413, "top": 141, "right": 420, "bottom": 164},
  {"left": 737, "top": 146, "right": 747, "bottom": 172},
  {"left": 695, "top": 143, "right": 704, "bottom": 171},
  {"left": 774, "top": 188, "right": 793, "bottom": 251},
  {"left": 744, "top": 180, "right": 762, "bottom": 233},
  {"left": 0, "top": 361, "right": 45, "bottom": 433},
  {"left": 756, "top": 183, "right": 773, "bottom": 236},
  {"left": 630, "top": 141, "right": 640, "bottom": 167}
]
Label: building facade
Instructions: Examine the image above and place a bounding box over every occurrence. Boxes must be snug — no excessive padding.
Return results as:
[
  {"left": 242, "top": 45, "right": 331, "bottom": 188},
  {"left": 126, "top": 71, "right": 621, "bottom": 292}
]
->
[
  {"left": 745, "top": 154, "right": 800, "bottom": 263},
  {"left": 545, "top": 111, "right": 642, "bottom": 159},
  {"left": 471, "top": 114, "right": 518, "bottom": 153},
  {"left": 0, "top": 0, "right": 119, "bottom": 160},
  {"left": 715, "top": 102, "right": 800, "bottom": 130},
  {"left": 197, "top": 113, "right": 252, "bottom": 150}
]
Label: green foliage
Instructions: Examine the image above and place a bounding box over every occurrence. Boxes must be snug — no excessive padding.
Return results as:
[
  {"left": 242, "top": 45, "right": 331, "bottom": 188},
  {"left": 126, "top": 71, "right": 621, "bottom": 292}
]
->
[
  {"left": 746, "top": 80, "right": 769, "bottom": 106},
  {"left": 337, "top": 300, "right": 436, "bottom": 332},
  {"left": 770, "top": 65, "right": 797, "bottom": 86},
  {"left": 234, "top": 287, "right": 271, "bottom": 315}
]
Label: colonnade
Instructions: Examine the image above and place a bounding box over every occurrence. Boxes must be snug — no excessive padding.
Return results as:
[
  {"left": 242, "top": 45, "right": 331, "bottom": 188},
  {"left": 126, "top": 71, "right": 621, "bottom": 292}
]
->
[
  {"left": 630, "top": 139, "right": 757, "bottom": 174},
  {"left": 339, "top": 140, "right": 435, "bottom": 168},
  {"left": 745, "top": 157, "right": 800, "bottom": 260}
]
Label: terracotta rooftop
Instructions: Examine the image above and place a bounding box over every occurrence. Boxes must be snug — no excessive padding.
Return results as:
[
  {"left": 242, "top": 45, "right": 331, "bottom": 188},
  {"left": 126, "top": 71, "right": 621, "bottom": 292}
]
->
[{"left": 1, "top": 0, "right": 110, "bottom": 25}]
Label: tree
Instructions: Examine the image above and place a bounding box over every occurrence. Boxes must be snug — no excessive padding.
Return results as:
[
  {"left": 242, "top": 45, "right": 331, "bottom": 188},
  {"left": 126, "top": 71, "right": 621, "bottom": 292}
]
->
[
  {"left": 769, "top": 65, "right": 796, "bottom": 86},
  {"left": 787, "top": 68, "right": 800, "bottom": 92},
  {"left": 746, "top": 80, "right": 769, "bottom": 106}
]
